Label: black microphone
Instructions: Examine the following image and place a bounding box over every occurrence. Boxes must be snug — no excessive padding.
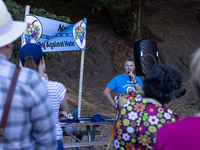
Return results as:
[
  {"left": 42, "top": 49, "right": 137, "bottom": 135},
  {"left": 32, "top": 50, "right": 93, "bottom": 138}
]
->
[{"left": 127, "top": 71, "right": 131, "bottom": 81}]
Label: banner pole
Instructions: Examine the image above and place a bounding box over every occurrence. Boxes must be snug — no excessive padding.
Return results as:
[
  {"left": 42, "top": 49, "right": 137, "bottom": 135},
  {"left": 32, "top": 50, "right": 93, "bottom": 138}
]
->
[
  {"left": 78, "top": 50, "right": 85, "bottom": 118},
  {"left": 19, "top": 5, "right": 30, "bottom": 68},
  {"left": 25, "top": 5, "right": 30, "bottom": 16}
]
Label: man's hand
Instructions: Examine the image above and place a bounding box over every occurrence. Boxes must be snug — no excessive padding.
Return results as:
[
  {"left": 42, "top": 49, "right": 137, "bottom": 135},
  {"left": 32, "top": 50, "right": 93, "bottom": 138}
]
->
[
  {"left": 128, "top": 72, "right": 144, "bottom": 95},
  {"left": 128, "top": 72, "right": 135, "bottom": 81},
  {"left": 59, "top": 111, "right": 68, "bottom": 121},
  {"left": 43, "top": 73, "right": 49, "bottom": 80}
]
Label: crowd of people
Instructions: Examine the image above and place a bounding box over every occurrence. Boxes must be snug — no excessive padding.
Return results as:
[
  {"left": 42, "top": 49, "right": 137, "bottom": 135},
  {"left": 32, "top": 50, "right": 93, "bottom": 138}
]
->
[{"left": 1, "top": 0, "right": 200, "bottom": 150}]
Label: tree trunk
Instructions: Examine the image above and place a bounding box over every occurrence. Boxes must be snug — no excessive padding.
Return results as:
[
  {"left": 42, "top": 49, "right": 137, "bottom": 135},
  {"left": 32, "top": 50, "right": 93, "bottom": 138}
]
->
[
  {"left": 104, "top": 7, "right": 126, "bottom": 36},
  {"left": 103, "top": 0, "right": 146, "bottom": 41},
  {"left": 131, "top": 0, "right": 146, "bottom": 41}
]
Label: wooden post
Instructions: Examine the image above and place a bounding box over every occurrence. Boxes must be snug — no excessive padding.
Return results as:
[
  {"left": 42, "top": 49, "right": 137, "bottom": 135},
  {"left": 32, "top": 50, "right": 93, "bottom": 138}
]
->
[{"left": 19, "top": 5, "right": 30, "bottom": 67}]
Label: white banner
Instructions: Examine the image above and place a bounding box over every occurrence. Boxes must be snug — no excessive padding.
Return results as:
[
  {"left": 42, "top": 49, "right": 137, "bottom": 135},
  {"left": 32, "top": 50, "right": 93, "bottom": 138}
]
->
[{"left": 22, "top": 14, "right": 87, "bottom": 52}]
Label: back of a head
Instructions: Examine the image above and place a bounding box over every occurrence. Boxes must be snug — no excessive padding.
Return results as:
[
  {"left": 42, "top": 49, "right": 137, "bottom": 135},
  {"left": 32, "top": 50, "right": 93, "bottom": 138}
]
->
[
  {"left": 190, "top": 48, "right": 200, "bottom": 99},
  {"left": 23, "top": 55, "right": 38, "bottom": 71},
  {"left": 18, "top": 43, "right": 45, "bottom": 71},
  {"left": 143, "top": 65, "right": 183, "bottom": 104},
  {"left": 0, "top": 0, "right": 26, "bottom": 47}
]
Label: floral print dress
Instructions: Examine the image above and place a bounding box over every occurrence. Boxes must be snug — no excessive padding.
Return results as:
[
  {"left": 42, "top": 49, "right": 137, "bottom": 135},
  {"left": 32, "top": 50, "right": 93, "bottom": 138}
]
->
[{"left": 114, "top": 91, "right": 178, "bottom": 150}]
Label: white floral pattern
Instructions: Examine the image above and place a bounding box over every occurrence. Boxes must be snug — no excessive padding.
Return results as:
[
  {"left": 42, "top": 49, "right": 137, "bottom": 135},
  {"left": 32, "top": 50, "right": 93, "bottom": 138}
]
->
[
  {"left": 122, "top": 133, "right": 130, "bottom": 141},
  {"left": 148, "top": 115, "right": 159, "bottom": 125},
  {"left": 127, "top": 126, "right": 134, "bottom": 134},
  {"left": 164, "top": 112, "right": 171, "bottom": 120},
  {"left": 114, "top": 91, "right": 179, "bottom": 150},
  {"left": 114, "top": 139, "right": 120, "bottom": 149},
  {"left": 128, "top": 111, "right": 138, "bottom": 121},
  {"left": 167, "top": 109, "right": 173, "bottom": 114},
  {"left": 123, "top": 100, "right": 130, "bottom": 107},
  {"left": 135, "top": 94, "right": 142, "bottom": 102}
]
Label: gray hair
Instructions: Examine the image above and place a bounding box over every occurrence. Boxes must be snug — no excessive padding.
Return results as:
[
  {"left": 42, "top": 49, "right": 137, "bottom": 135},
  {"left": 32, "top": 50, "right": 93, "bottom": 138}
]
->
[{"left": 124, "top": 58, "right": 135, "bottom": 67}]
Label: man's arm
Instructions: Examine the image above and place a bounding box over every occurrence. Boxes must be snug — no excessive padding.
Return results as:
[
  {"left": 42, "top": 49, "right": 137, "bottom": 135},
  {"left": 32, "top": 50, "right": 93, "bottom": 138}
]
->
[
  {"left": 104, "top": 86, "right": 115, "bottom": 107},
  {"left": 59, "top": 93, "right": 69, "bottom": 120},
  {"left": 60, "top": 93, "right": 69, "bottom": 112},
  {"left": 130, "top": 73, "right": 144, "bottom": 95},
  {"left": 134, "top": 81, "right": 144, "bottom": 94}
]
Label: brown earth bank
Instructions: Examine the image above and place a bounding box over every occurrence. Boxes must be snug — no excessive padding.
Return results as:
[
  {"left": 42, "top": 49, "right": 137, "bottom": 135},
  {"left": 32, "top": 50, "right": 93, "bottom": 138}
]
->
[{"left": 41, "top": 0, "right": 200, "bottom": 149}]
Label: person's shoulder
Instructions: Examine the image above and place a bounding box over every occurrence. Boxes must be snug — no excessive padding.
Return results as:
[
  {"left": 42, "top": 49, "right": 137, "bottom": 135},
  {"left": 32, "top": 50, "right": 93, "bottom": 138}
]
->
[
  {"left": 18, "top": 68, "right": 45, "bottom": 89},
  {"left": 20, "top": 67, "right": 40, "bottom": 80},
  {"left": 46, "top": 80, "right": 66, "bottom": 89},
  {"left": 20, "top": 66, "right": 38, "bottom": 74},
  {"left": 108, "top": 74, "right": 124, "bottom": 82},
  {"left": 158, "top": 116, "right": 193, "bottom": 132},
  {"left": 179, "top": 116, "right": 200, "bottom": 124},
  {"left": 135, "top": 75, "right": 142, "bottom": 79},
  {"left": 46, "top": 80, "right": 62, "bottom": 86},
  {"left": 114, "top": 74, "right": 126, "bottom": 78}
]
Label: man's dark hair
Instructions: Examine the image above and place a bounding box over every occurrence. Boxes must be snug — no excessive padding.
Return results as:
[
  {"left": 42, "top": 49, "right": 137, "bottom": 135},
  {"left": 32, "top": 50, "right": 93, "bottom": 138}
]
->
[{"left": 143, "top": 65, "right": 183, "bottom": 104}]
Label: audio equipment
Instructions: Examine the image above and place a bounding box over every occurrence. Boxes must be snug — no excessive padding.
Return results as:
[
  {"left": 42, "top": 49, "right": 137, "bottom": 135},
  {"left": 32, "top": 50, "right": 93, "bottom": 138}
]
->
[{"left": 134, "top": 39, "right": 158, "bottom": 76}]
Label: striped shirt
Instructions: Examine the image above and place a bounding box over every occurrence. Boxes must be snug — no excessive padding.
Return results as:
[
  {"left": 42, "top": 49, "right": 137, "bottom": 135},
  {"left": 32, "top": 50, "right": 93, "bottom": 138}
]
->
[
  {"left": 0, "top": 54, "right": 57, "bottom": 150},
  {"left": 41, "top": 77, "right": 66, "bottom": 140}
]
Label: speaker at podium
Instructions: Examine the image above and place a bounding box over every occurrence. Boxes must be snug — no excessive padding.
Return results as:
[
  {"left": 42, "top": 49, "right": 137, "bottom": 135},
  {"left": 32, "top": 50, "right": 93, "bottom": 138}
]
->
[{"left": 134, "top": 39, "right": 158, "bottom": 76}]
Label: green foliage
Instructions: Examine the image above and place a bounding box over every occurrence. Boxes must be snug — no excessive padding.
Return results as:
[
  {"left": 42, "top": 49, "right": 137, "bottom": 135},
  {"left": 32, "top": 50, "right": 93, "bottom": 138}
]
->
[
  {"left": 92, "top": 0, "right": 109, "bottom": 13},
  {"left": 30, "top": 8, "right": 71, "bottom": 23},
  {"left": 91, "top": 0, "right": 125, "bottom": 14},
  {"left": 4, "top": 0, "right": 71, "bottom": 67},
  {"left": 124, "top": 6, "right": 136, "bottom": 33},
  {"left": 72, "top": 55, "right": 79, "bottom": 62},
  {"left": 45, "top": 52, "right": 62, "bottom": 68}
]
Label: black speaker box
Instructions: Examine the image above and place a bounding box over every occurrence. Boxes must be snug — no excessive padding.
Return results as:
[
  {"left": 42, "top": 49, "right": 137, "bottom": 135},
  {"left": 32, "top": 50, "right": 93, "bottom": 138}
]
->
[{"left": 134, "top": 39, "right": 158, "bottom": 76}]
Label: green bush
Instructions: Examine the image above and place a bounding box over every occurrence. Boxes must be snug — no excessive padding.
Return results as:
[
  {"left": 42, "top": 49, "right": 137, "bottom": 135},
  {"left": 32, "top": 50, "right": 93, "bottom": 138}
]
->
[{"left": 4, "top": 0, "right": 71, "bottom": 67}]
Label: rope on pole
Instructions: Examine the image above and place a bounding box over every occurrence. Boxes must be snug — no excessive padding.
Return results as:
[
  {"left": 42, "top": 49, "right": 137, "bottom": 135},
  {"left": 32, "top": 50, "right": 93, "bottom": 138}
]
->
[{"left": 78, "top": 50, "right": 85, "bottom": 118}]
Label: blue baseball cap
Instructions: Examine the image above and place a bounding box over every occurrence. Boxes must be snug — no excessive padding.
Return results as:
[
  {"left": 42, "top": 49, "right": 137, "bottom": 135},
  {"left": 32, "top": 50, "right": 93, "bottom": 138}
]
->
[{"left": 19, "top": 43, "right": 45, "bottom": 65}]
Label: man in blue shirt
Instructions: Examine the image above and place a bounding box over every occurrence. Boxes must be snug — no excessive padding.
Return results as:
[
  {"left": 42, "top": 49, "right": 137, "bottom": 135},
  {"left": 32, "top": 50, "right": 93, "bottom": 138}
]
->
[{"left": 104, "top": 58, "right": 143, "bottom": 106}]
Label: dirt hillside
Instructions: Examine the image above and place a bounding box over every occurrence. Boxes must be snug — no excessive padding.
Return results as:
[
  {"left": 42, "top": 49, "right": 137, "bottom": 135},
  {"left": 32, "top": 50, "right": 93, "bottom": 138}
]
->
[{"left": 43, "top": 1, "right": 200, "bottom": 149}]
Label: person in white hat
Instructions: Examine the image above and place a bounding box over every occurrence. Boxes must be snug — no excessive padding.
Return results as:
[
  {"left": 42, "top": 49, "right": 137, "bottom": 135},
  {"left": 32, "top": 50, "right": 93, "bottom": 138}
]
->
[{"left": 0, "top": 1, "right": 57, "bottom": 149}]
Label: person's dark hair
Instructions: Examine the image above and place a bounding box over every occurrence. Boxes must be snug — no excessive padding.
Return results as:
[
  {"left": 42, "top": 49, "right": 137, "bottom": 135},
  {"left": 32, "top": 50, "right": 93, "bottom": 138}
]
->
[
  {"left": 143, "top": 65, "right": 183, "bottom": 104},
  {"left": 23, "top": 55, "right": 43, "bottom": 71},
  {"left": 124, "top": 58, "right": 135, "bottom": 67}
]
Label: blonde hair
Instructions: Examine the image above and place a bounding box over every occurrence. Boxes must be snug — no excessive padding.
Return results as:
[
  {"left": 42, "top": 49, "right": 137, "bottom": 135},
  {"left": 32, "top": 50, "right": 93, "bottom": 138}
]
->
[{"left": 190, "top": 48, "right": 200, "bottom": 99}]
